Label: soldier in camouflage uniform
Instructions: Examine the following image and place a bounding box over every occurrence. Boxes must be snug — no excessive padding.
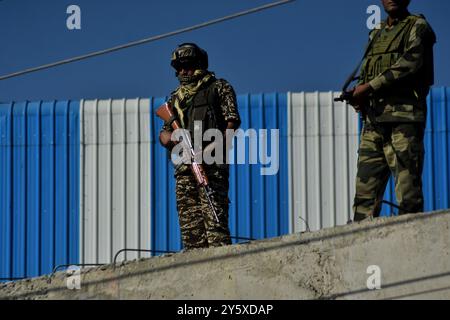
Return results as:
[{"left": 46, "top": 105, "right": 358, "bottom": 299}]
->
[
  {"left": 159, "top": 43, "right": 241, "bottom": 249},
  {"left": 349, "top": 0, "right": 436, "bottom": 221}
]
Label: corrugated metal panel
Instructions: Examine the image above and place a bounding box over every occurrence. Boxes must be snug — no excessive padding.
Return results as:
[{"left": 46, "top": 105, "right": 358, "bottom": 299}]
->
[
  {"left": 12, "top": 102, "right": 26, "bottom": 278},
  {"left": 68, "top": 101, "right": 81, "bottom": 267},
  {"left": 426, "top": 87, "right": 450, "bottom": 210},
  {"left": 0, "top": 100, "right": 79, "bottom": 280},
  {"left": 150, "top": 96, "right": 179, "bottom": 252},
  {"left": 2, "top": 88, "right": 450, "bottom": 279},
  {"left": 150, "top": 93, "right": 289, "bottom": 252},
  {"left": 230, "top": 93, "right": 289, "bottom": 240},
  {"left": 288, "top": 88, "right": 450, "bottom": 226},
  {"left": 288, "top": 92, "right": 360, "bottom": 232},
  {"left": 0, "top": 102, "right": 13, "bottom": 280},
  {"left": 80, "top": 98, "right": 151, "bottom": 264}
]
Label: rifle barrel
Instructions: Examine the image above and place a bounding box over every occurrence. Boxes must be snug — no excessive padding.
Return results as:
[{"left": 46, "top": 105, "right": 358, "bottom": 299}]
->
[{"left": 204, "top": 186, "right": 220, "bottom": 223}]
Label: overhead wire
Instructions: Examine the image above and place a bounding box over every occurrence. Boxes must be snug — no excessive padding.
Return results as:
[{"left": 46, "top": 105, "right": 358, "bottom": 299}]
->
[{"left": 0, "top": 0, "right": 295, "bottom": 81}]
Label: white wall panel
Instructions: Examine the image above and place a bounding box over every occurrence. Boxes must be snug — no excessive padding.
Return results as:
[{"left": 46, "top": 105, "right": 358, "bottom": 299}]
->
[
  {"left": 288, "top": 92, "right": 360, "bottom": 233},
  {"left": 80, "top": 98, "right": 151, "bottom": 264}
]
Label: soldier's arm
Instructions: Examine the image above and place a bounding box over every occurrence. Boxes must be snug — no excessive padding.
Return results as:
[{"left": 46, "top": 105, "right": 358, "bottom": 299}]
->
[
  {"left": 159, "top": 95, "right": 176, "bottom": 150},
  {"left": 216, "top": 79, "right": 241, "bottom": 131},
  {"left": 368, "top": 18, "right": 433, "bottom": 91}
]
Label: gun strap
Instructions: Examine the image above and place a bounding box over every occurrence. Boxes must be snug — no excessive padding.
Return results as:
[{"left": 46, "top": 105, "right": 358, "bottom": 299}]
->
[{"left": 341, "top": 26, "right": 384, "bottom": 92}]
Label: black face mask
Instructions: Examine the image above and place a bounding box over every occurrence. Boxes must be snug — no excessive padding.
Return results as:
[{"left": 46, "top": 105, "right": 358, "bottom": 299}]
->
[
  {"left": 177, "top": 71, "right": 204, "bottom": 85},
  {"left": 175, "top": 60, "right": 204, "bottom": 84}
]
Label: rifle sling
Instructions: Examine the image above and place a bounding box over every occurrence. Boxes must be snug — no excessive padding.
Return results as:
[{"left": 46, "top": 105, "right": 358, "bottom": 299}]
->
[{"left": 341, "top": 27, "right": 384, "bottom": 92}]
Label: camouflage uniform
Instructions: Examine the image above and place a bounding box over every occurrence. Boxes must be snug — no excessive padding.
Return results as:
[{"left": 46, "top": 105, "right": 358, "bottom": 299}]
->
[
  {"left": 175, "top": 166, "right": 231, "bottom": 249},
  {"left": 353, "top": 14, "right": 436, "bottom": 221},
  {"left": 162, "top": 77, "right": 241, "bottom": 250}
]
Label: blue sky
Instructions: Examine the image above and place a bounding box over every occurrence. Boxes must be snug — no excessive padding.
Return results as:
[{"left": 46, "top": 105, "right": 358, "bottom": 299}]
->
[{"left": 0, "top": 0, "right": 449, "bottom": 101}]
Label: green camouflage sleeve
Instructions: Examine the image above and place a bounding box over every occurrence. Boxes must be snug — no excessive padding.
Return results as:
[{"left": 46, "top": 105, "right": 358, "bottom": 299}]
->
[
  {"left": 368, "top": 18, "right": 432, "bottom": 91},
  {"left": 215, "top": 79, "right": 241, "bottom": 126}
]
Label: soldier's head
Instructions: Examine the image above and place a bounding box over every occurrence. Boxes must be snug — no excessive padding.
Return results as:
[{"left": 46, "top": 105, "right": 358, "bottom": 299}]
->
[
  {"left": 171, "top": 43, "right": 209, "bottom": 78},
  {"left": 381, "top": 0, "right": 411, "bottom": 15}
]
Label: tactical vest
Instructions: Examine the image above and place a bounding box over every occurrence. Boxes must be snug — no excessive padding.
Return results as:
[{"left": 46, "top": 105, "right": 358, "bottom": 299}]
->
[
  {"left": 360, "top": 15, "right": 436, "bottom": 122},
  {"left": 174, "top": 79, "right": 226, "bottom": 146}
]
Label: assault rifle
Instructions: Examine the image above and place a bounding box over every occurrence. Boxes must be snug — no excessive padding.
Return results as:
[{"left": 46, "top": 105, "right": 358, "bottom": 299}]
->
[{"left": 156, "top": 102, "right": 220, "bottom": 223}]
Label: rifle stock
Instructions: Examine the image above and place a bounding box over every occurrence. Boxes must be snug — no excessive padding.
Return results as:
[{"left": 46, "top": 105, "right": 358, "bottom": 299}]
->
[{"left": 156, "top": 102, "right": 181, "bottom": 130}]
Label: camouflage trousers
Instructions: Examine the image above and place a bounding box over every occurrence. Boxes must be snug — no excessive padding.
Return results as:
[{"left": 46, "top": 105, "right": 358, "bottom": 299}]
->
[
  {"left": 175, "top": 166, "right": 231, "bottom": 250},
  {"left": 353, "top": 122, "right": 425, "bottom": 221}
]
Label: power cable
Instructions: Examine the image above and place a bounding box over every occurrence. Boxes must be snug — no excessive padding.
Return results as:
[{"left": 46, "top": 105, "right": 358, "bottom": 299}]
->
[{"left": 0, "top": 0, "right": 295, "bottom": 81}]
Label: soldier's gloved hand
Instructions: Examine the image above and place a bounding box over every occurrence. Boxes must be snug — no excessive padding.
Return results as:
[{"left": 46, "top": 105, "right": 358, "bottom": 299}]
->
[
  {"left": 346, "top": 88, "right": 361, "bottom": 112},
  {"left": 349, "top": 83, "right": 373, "bottom": 110}
]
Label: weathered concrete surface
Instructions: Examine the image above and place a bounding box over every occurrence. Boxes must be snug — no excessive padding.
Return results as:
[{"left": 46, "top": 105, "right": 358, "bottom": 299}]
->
[{"left": 1, "top": 210, "right": 450, "bottom": 300}]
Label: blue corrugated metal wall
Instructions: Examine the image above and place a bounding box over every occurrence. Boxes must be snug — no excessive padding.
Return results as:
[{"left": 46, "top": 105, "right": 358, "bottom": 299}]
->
[
  {"left": 1, "top": 88, "right": 449, "bottom": 279},
  {"left": 424, "top": 87, "right": 450, "bottom": 211},
  {"left": 150, "top": 96, "right": 178, "bottom": 252},
  {"left": 378, "top": 87, "right": 450, "bottom": 216},
  {"left": 150, "top": 93, "right": 289, "bottom": 252},
  {"left": 0, "top": 101, "right": 80, "bottom": 280}
]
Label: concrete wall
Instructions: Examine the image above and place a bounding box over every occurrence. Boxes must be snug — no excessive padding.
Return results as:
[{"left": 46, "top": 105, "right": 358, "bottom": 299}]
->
[{"left": 1, "top": 210, "right": 449, "bottom": 300}]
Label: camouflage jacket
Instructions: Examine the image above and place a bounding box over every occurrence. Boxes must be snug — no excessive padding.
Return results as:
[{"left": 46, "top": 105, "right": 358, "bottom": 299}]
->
[
  {"left": 162, "top": 78, "right": 241, "bottom": 132},
  {"left": 359, "top": 14, "right": 436, "bottom": 123},
  {"left": 161, "top": 77, "right": 241, "bottom": 174}
]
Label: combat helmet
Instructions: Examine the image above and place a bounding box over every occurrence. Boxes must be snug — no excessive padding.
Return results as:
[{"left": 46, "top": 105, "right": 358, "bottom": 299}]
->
[{"left": 170, "top": 43, "right": 209, "bottom": 71}]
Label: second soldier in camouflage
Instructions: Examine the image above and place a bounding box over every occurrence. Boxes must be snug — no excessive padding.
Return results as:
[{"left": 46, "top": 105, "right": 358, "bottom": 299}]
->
[{"left": 349, "top": 0, "right": 436, "bottom": 221}]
